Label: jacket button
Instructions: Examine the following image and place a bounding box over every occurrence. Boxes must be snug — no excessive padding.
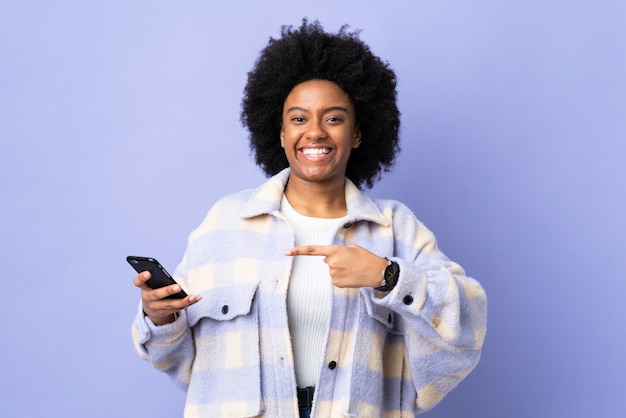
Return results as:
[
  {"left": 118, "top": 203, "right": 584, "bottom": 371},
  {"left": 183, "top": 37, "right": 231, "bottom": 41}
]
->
[
  {"left": 343, "top": 222, "right": 352, "bottom": 229},
  {"left": 221, "top": 305, "right": 229, "bottom": 314},
  {"left": 403, "top": 295, "right": 414, "bottom": 305},
  {"left": 328, "top": 361, "right": 337, "bottom": 370}
]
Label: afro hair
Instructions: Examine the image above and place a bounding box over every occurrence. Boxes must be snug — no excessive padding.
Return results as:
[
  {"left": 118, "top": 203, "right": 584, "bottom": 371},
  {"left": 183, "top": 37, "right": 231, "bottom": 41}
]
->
[{"left": 240, "top": 18, "right": 400, "bottom": 189}]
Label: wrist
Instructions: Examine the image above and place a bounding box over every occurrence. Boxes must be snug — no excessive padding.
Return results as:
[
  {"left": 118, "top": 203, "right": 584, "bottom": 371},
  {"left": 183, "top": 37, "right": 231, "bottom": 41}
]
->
[
  {"left": 145, "top": 311, "right": 179, "bottom": 326},
  {"left": 375, "top": 258, "right": 400, "bottom": 291}
]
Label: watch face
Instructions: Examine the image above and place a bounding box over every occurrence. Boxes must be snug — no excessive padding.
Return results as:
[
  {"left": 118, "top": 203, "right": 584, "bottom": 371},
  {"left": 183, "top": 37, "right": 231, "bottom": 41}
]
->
[{"left": 384, "top": 261, "right": 400, "bottom": 288}]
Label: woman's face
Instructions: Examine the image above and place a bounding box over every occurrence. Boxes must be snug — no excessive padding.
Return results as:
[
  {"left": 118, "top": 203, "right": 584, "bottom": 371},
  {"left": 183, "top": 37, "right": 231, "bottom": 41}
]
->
[{"left": 280, "top": 79, "right": 361, "bottom": 187}]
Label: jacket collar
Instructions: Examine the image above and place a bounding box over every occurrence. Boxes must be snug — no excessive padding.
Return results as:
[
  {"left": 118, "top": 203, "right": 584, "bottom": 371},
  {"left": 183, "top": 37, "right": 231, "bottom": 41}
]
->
[{"left": 240, "top": 168, "right": 389, "bottom": 227}]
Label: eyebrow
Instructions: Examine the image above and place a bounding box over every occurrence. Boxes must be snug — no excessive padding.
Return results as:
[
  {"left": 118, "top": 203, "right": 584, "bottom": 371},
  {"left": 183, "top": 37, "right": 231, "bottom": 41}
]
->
[{"left": 285, "top": 106, "right": 351, "bottom": 114}]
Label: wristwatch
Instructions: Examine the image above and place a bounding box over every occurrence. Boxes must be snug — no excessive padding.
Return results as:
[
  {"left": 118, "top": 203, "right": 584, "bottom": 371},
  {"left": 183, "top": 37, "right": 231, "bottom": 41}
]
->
[{"left": 375, "top": 257, "right": 400, "bottom": 291}]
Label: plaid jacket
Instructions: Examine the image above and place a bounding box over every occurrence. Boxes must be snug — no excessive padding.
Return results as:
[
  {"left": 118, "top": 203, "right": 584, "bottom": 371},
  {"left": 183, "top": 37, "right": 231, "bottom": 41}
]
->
[{"left": 132, "top": 169, "right": 487, "bottom": 417}]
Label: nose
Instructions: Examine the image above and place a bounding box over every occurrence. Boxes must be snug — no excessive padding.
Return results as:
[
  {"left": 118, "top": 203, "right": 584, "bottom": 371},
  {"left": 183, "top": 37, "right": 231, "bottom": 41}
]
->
[{"left": 305, "top": 118, "right": 326, "bottom": 141}]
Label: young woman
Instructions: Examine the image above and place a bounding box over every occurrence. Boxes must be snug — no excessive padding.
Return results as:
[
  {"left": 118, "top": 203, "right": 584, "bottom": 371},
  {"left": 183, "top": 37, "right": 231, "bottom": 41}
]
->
[{"left": 132, "top": 19, "right": 487, "bottom": 418}]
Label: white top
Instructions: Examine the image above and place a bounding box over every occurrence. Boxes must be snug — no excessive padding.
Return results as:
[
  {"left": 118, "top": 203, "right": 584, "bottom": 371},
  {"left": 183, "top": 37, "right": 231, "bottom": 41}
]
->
[{"left": 280, "top": 195, "right": 349, "bottom": 388}]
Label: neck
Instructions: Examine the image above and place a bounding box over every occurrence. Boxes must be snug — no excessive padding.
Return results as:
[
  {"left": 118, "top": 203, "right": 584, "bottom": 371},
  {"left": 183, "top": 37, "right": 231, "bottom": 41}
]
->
[{"left": 284, "top": 176, "right": 347, "bottom": 218}]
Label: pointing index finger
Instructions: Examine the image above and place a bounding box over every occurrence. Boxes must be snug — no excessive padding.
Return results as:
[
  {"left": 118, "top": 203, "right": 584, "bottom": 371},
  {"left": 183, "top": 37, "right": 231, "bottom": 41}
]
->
[{"left": 285, "top": 245, "right": 333, "bottom": 256}]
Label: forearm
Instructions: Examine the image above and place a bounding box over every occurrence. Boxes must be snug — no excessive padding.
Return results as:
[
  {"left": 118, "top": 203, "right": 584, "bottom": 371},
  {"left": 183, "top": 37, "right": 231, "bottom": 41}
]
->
[
  {"left": 382, "top": 256, "right": 486, "bottom": 349},
  {"left": 370, "top": 257, "right": 486, "bottom": 410},
  {"left": 132, "top": 305, "right": 195, "bottom": 390}
]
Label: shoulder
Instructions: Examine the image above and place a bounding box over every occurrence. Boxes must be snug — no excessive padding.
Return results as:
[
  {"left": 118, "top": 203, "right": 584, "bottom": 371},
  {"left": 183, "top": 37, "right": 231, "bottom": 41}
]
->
[
  {"left": 211, "top": 188, "right": 258, "bottom": 212},
  {"left": 368, "top": 197, "right": 438, "bottom": 250},
  {"left": 189, "top": 171, "right": 289, "bottom": 239},
  {"left": 370, "top": 197, "right": 422, "bottom": 226},
  {"left": 187, "top": 188, "right": 258, "bottom": 240}
]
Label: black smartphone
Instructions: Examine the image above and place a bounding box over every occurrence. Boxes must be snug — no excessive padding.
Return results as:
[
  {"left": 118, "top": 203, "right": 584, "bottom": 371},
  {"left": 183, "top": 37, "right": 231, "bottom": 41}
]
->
[{"left": 126, "top": 256, "right": 188, "bottom": 299}]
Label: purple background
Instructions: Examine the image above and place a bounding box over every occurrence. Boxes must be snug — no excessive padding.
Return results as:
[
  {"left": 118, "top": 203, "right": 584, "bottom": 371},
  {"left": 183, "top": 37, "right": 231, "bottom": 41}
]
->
[{"left": 1, "top": 1, "right": 625, "bottom": 417}]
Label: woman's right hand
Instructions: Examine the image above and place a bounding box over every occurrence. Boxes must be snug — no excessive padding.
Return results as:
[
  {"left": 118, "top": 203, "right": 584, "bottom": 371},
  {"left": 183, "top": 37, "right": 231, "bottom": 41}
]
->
[{"left": 133, "top": 271, "right": 202, "bottom": 325}]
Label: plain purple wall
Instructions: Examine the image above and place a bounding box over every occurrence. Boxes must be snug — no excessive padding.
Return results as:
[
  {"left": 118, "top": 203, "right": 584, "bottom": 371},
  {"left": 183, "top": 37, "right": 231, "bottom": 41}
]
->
[{"left": 1, "top": 1, "right": 625, "bottom": 417}]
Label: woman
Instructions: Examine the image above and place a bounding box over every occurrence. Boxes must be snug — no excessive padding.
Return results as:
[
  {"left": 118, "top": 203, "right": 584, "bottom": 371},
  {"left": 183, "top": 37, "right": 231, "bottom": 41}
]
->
[{"left": 132, "top": 19, "right": 487, "bottom": 417}]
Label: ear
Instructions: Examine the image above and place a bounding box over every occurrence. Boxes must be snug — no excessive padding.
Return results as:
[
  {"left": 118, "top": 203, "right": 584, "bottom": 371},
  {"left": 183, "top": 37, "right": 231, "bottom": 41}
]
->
[
  {"left": 352, "top": 125, "right": 362, "bottom": 148},
  {"left": 280, "top": 125, "right": 285, "bottom": 148}
]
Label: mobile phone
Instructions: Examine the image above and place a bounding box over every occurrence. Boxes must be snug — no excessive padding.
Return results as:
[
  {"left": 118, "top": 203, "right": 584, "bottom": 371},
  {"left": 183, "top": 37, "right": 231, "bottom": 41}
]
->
[{"left": 126, "top": 256, "right": 188, "bottom": 299}]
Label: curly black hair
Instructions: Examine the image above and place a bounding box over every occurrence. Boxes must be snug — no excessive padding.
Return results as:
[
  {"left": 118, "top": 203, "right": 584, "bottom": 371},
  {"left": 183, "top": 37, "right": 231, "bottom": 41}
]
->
[{"left": 240, "top": 18, "right": 400, "bottom": 189}]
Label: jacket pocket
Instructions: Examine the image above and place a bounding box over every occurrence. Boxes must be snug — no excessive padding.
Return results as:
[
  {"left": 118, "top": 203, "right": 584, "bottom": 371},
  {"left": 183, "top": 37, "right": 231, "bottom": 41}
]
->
[
  {"left": 184, "top": 282, "right": 263, "bottom": 417},
  {"left": 187, "top": 281, "right": 259, "bottom": 326}
]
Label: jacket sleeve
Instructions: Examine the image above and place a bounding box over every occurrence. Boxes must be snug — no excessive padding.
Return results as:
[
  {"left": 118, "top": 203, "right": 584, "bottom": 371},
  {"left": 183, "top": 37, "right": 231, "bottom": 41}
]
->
[
  {"left": 131, "top": 302, "right": 195, "bottom": 391},
  {"left": 130, "top": 253, "right": 197, "bottom": 392},
  {"left": 369, "top": 203, "right": 487, "bottom": 412}
]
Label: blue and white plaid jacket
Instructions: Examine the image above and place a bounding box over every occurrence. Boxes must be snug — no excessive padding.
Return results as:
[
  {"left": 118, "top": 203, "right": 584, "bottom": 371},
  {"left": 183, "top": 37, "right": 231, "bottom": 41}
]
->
[{"left": 132, "top": 168, "right": 487, "bottom": 417}]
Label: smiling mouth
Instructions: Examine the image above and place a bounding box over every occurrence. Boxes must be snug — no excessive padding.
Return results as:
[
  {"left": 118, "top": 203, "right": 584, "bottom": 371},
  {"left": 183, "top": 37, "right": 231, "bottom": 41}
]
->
[{"left": 302, "top": 147, "right": 331, "bottom": 157}]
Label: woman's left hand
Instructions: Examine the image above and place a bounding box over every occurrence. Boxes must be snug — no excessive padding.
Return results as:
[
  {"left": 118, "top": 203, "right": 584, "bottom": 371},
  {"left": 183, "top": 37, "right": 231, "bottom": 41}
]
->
[{"left": 285, "top": 244, "right": 388, "bottom": 288}]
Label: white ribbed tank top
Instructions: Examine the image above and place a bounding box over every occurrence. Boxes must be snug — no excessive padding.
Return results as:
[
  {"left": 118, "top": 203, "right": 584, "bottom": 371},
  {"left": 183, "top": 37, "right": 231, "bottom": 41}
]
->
[{"left": 280, "top": 195, "right": 349, "bottom": 388}]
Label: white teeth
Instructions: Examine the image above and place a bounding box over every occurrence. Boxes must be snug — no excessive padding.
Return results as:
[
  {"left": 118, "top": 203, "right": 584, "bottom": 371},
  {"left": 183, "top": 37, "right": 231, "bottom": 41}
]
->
[{"left": 302, "top": 148, "right": 330, "bottom": 156}]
